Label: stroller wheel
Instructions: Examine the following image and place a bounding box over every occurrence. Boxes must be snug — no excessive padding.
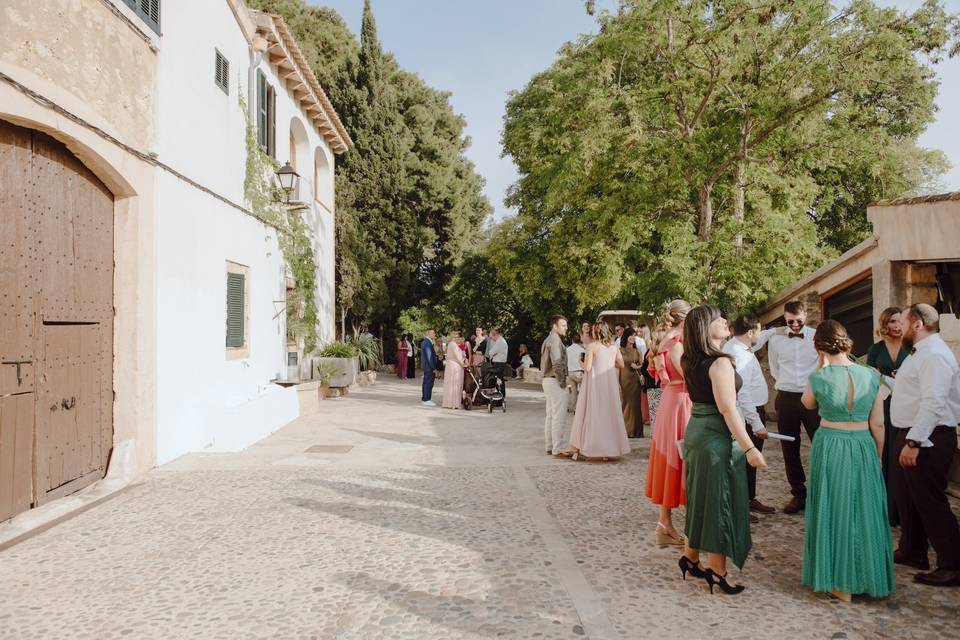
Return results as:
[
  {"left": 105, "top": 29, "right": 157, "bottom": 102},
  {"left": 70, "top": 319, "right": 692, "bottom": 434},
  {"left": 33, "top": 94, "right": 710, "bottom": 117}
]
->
[
  {"left": 488, "top": 402, "right": 493, "bottom": 413},
  {"left": 501, "top": 403, "right": 506, "bottom": 413}
]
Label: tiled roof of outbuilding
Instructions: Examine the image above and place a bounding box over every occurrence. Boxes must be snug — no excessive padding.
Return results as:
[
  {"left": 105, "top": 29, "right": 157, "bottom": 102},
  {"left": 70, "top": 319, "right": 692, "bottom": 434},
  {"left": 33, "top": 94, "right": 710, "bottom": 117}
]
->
[{"left": 871, "top": 192, "right": 960, "bottom": 207}]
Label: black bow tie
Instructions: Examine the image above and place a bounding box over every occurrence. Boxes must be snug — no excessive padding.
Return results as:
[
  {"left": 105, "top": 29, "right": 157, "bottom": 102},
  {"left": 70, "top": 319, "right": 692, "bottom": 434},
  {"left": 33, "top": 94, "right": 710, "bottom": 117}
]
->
[{"left": 788, "top": 332, "right": 804, "bottom": 339}]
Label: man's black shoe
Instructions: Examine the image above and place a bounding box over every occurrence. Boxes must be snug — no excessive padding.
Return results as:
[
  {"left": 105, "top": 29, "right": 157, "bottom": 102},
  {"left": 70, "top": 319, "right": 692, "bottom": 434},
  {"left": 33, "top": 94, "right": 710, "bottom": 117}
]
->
[
  {"left": 913, "top": 569, "right": 960, "bottom": 587},
  {"left": 782, "top": 497, "right": 805, "bottom": 514}
]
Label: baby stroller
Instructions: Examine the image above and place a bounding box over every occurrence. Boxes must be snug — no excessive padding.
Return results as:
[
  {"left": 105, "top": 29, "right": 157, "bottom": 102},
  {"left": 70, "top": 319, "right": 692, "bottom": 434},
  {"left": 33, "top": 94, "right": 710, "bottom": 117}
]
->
[{"left": 463, "top": 362, "right": 506, "bottom": 413}]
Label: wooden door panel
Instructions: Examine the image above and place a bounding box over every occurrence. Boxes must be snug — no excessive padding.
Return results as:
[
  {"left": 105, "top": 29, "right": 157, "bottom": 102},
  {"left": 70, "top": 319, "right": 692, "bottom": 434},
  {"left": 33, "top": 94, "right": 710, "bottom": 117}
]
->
[
  {"left": 31, "top": 132, "right": 114, "bottom": 323},
  {"left": 0, "top": 393, "right": 35, "bottom": 521},
  {"left": 0, "top": 121, "right": 36, "bottom": 396},
  {"left": 35, "top": 323, "right": 104, "bottom": 497}
]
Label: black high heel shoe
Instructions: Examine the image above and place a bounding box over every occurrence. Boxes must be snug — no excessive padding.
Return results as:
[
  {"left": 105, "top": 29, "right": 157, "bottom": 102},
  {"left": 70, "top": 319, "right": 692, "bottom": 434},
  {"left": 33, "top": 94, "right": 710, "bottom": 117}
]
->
[
  {"left": 678, "top": 556, "right": 706, "bottom": 580},
  {"left": 704, "top": 569, "right": 745, "bottom": 594}
]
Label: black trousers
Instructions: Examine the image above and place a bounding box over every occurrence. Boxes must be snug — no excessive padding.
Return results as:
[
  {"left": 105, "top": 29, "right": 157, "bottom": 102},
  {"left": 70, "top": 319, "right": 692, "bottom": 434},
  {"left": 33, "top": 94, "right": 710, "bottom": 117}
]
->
[
  {"left": 491, "top": 362, "right": 507, "bottom": 399},
  {"left": 775, "top": 390, "right": 821, "bottom": 499},
  {"left": 746, "top": 406, "right": 767, "bottom": 501},
  {"left": 892, "top": 427, "right": 960, "bottom": 570}
]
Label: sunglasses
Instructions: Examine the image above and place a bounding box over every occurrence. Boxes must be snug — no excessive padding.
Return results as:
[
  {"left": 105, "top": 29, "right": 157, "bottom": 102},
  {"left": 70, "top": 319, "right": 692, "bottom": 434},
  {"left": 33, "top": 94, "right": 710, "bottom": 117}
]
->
[{"left": 785, "top": 319, "right": 804, "bottom": 326}]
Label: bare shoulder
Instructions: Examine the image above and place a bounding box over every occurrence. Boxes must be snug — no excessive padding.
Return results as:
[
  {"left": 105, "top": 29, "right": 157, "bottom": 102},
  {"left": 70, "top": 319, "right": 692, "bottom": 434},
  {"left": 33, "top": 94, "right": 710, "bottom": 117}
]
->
[{"left": 709, "top": 356, "right": 734, "bottom": 374}]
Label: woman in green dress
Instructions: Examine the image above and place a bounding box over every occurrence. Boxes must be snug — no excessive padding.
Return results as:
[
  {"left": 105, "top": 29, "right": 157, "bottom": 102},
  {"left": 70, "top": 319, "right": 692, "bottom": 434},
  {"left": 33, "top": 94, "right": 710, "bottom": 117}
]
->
[
  {"left": 801, "top": 320, "right": 894, "bottom": 600},
  {"left": 865, "top": 306, "right": 907, "bottom": 526},
  {"left": 677, "top": 306, "right": 767, "bottom": 595}
]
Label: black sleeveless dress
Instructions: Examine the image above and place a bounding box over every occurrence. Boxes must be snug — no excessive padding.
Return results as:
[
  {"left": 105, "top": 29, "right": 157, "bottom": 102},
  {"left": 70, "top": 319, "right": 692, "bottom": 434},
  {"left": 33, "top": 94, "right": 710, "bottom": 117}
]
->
[{"left": 683, "top": 357, "right": 751, "bottom": 569}]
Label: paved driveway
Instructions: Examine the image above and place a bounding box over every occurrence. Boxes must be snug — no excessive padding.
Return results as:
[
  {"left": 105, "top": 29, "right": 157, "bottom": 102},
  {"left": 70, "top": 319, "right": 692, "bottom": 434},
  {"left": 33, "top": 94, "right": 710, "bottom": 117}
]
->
[{"left": 0, "top": 379, "right": 957, "bottom": 639}]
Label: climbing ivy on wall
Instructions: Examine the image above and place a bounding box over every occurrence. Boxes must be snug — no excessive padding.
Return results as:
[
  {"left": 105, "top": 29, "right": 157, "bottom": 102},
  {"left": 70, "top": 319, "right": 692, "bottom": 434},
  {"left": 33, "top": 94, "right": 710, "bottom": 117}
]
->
[{"left": 240, "top": 96, "right": 320, "bottom": 353}]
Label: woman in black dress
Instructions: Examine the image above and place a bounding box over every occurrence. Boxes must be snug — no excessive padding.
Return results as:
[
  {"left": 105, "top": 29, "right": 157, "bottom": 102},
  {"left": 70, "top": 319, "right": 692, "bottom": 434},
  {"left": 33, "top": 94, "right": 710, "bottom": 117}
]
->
[{"left": 865, "top": 307, "right": 907, "bottom": 525}]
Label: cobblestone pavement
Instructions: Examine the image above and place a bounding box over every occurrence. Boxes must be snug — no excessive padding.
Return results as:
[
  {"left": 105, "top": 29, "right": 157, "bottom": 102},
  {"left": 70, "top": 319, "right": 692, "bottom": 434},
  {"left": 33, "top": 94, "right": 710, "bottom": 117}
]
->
[{"left": 1, "top": 379, "right": 958, "bottom": 639}]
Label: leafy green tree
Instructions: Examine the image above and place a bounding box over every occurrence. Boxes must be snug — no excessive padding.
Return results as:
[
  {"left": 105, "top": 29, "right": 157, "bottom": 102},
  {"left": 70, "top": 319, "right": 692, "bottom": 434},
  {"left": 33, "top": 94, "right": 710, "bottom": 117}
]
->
[{"left": 499, "top": 0, "right": 956, "bottom": 317}]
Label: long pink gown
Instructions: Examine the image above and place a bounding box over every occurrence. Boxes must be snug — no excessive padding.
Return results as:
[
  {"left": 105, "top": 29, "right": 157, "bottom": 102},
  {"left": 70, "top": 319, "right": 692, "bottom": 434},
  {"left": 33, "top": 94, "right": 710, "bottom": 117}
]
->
[
  {"left": 569, "top": 344, "right": 631, "bottom": 458},
  {"left": 441, "top": 342, "right": 465, "bottom": 409}
]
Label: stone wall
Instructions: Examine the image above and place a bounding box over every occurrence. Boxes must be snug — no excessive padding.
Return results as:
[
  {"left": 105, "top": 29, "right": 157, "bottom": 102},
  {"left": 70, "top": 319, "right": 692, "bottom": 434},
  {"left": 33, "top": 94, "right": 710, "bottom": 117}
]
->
[{"left": 0, "top": 0, "right": 156, "bottom": 149}]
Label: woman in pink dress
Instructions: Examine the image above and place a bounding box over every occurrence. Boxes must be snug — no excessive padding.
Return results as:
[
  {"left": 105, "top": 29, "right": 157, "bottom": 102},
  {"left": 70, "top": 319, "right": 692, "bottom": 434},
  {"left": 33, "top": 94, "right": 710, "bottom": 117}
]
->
[
  {"left": 397, "top": 337, "right": 409, "bottom": 379},
  {"left": 442, "top": 333, "right": 466, "bottom": 409},
  {"left": 645, "top": 300, "right": 693, "bottom": 546},
  {"left": 562, "top": 321, "right": 630, "bottom": 461}
]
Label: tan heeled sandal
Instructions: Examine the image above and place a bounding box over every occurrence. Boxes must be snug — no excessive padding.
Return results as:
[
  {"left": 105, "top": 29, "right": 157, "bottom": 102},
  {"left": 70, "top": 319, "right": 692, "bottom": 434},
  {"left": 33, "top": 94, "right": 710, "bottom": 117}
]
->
[{"left": 655, "top": 522, "right": 685, "bottom": 546}]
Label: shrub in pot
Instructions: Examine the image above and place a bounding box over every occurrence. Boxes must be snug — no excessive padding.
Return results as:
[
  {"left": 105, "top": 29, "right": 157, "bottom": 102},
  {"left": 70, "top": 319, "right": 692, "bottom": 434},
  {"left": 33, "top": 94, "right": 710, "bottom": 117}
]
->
[{"left": 315, "top": 341, "right": 359, "bottom": 387}]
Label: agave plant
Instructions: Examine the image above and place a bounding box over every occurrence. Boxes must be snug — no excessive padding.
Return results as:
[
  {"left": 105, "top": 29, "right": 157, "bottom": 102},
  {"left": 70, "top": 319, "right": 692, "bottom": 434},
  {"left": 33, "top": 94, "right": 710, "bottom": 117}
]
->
[
  {"left": 348, "top": 336, "right": 383, "bottom": 371},
  {"left": 313, "top": 361, "right": 340, "bottom": 386}
]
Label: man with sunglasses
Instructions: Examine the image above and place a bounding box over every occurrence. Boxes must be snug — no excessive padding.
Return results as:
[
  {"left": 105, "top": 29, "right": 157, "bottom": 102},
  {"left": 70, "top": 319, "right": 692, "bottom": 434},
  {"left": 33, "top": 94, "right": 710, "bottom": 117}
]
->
[{"left": 753, "top": 300, "right": 821, "bottom": 514}]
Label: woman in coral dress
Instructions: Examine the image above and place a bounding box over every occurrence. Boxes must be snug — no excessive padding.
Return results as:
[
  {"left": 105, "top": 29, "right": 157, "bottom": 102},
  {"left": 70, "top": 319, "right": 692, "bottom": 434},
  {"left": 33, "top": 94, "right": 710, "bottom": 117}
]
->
[
  {"left": 645, "top": 300, "right": 693, "bottom": 546},
  {"left": 562, "top": 321, "right": 631, "bottom": 461},
  {"left": 442, "top": 334, "right": 466, "bottom": 409}
]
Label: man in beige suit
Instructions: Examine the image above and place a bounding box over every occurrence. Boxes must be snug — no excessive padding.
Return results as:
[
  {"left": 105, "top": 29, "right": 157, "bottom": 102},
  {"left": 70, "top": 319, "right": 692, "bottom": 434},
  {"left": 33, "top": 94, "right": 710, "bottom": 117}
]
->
[{"left": 540, "top": 316, "right": 569, "bottom": 455}]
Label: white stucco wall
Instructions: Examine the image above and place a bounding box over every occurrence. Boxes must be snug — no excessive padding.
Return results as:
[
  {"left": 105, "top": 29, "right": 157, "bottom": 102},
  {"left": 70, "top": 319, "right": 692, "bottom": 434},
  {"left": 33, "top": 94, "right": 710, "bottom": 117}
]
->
[
  {"left": 154, "top": 170, "right": 298, "bottom": 464},
  {"left": 152, "top": 0, "right": 325, "bottom": 464}
]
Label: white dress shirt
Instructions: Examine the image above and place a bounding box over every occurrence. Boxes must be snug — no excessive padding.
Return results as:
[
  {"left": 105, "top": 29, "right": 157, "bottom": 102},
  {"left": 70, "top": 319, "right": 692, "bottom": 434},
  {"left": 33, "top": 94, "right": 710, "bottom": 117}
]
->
[
  {"left": 567, "top": 343, "right": 585, "bottom": 373},
  {"left": 890, "top": 333, "right": 960, "bottom": 447},
  {"left": 753, "top": 326, "right": 818, "bottom": 393},
  {"left": 488, "top": 336, "right": 509, "bottom": 363},
  {"left": 723, "top": 337, "right": 770, "bottom": 433},
  {"left": 635, "top": 337, "right": 648, "bottom": 359}
]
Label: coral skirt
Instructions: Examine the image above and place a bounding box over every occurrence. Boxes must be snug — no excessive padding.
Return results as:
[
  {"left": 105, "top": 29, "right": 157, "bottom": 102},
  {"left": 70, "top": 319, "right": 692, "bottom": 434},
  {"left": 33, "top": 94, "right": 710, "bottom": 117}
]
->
[{"left": 645, "top": 383, "right": 691, "bottom": 508}]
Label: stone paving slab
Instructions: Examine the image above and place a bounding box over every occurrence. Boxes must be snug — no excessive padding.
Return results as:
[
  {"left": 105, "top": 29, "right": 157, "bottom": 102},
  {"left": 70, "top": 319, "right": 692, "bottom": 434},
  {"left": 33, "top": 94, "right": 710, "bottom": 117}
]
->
[
  {"left": 0, "top": 379, "right": 957, "bottom": 639},
  {"left": 530, "top": 442, "right": 960, "bottom": 640}
]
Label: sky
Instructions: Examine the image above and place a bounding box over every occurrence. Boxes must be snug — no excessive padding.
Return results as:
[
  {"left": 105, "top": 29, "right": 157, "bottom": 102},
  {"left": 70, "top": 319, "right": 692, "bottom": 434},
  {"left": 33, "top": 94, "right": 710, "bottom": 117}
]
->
[{"left": 312, "top": 0, "right": 960, "bottom": 221}]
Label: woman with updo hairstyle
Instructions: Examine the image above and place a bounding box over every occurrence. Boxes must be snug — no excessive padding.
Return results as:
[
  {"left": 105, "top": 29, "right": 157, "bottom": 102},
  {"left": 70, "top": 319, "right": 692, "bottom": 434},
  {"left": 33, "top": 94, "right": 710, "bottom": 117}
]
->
[
  {"left": 562, "top": 320, "right": 630, "bottom": 461},
  {"left": 800, "top": 319, "right": 894, "bottom": 601},
  {"left": 645, "top": 299, "right": 694, "bottom": 546},
  {"left": 866, "top": 306, "right": 907, "bottom": 525}
]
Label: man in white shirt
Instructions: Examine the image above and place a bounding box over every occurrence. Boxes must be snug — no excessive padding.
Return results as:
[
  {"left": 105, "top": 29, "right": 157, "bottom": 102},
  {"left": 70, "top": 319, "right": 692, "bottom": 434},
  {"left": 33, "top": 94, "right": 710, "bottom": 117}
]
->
[
  {"left": 566, "top": 333, "right": 586, "bottom": 413},
  {"left": 889, "top": 303, "right": 960, "bottom": 587},
  {"left": 487, "top": 328, "right": 509, "bottom": 398},
  {"left": 753, "top": 300, "right": 820, "bottom": 514},
  {"left": 724, "top": 314, "right": 774, "bottom": 515}
]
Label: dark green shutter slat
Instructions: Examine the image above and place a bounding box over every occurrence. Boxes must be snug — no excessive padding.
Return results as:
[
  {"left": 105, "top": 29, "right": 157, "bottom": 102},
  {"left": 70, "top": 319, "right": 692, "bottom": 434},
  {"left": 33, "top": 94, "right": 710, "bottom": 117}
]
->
[
  {"left": 226, "top": 273, "right": 245, "bottom": 348},
  {"left": 268, "top": 87, "right": 276, "bottom": 158}
]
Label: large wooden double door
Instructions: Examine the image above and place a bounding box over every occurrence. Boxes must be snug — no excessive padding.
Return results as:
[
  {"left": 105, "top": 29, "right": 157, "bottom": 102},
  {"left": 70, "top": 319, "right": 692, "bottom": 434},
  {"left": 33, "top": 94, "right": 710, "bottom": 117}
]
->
[{"left": 0, "top": 120, "right": 114, "bottom": 522}]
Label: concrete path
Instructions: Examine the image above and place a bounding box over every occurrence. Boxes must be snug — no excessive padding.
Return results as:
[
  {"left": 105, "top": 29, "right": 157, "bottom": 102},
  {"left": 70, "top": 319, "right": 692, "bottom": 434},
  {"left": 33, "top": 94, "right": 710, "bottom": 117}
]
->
[{"left": 0, "top": 379, "right": 957, "bottom": 639}]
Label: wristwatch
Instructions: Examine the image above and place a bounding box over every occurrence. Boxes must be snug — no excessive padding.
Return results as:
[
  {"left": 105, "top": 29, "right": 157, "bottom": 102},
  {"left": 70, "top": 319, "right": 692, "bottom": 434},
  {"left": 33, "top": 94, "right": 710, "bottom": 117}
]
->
[{"left": 906, "top": 439, "right": 922, "bottom": 449}]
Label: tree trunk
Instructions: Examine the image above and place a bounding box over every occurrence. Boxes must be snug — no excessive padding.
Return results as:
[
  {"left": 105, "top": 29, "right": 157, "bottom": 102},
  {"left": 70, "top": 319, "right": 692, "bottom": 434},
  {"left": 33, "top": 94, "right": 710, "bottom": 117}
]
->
[
  {"left": 340, "top": 306, "right": 347, "bottom": 340},
  {"left": 734, "top": 158, "right": 745, "bottom": 255},
  {"left": 698, "top": 182, "right": 713, "bottom": 241},
  {"left": 734, "top": 115, "right": 748, "bottom": 256}
]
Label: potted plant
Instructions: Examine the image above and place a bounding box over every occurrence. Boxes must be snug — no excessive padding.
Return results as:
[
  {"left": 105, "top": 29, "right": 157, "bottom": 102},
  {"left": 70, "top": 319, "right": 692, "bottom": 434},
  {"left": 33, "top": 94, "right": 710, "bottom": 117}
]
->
[
  {"left": 315, "top": 341, "right": 359, "bottom": 387},
  {"left": 314, "top": 361, "right": 339, "bottom": 399}
]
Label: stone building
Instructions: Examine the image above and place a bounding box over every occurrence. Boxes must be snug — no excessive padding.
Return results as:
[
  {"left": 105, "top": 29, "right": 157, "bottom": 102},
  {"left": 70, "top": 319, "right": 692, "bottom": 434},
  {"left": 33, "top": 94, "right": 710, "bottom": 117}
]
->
[
  {"left": 759, "top": 193, "right": 960, "bottom": 358},
  {"left": 0, "top": 0, "right": 350, "bottom": 526},
  {"left": 758, "top": 193, "right": 960, "bottom": 487}
]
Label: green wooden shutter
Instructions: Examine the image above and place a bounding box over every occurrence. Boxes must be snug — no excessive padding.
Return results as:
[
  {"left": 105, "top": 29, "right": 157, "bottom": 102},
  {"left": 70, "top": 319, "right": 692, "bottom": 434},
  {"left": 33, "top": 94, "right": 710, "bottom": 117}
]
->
[
  {"left": 215, "top": 50, "right": 229, "bottom": 95},
  {"left": 226, "top": 273, "right": 245, "bottom": 348},
  {"left": 257, "top": 71, "right": 267, "bottom": 150},
  {"left": 268, "top": 86, "right": 276, "bottom": 158},
  {"left": 122, "top": 0, "right": 160, "bottom": 34}
]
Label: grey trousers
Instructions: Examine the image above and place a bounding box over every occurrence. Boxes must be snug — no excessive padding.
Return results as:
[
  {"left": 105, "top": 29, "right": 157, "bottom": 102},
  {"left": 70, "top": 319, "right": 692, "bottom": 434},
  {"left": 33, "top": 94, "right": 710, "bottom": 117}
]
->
[{"left": 543, "top": 377, "right": 569, "bottom": 454}]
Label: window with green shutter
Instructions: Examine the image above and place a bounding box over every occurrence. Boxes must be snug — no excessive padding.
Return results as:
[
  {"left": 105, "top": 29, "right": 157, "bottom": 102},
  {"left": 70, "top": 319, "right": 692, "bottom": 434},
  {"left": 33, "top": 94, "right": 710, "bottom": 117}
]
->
[
  {"left": 226, "top": 272, "right": 245, "bottom": 348},
  {"left": 256, "top": 70, "right": 276, "bottom": 158},
  {"left": 215, "top": 50, "right": 229, "bottom": 95},
  {"left": 122, "top": 0, "right": 161, "bottom": 35}
]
